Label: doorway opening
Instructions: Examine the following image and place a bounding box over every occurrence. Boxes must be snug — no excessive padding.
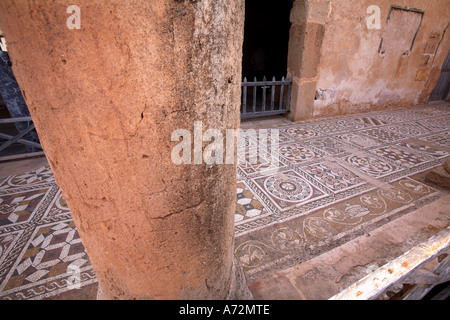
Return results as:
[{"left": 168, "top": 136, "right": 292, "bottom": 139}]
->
[
  {"left": 429, "top": 49, "right": 450, "bottom": 102},
  {"left": 241, "top": 0, "right": 293, "bottom": 118}
]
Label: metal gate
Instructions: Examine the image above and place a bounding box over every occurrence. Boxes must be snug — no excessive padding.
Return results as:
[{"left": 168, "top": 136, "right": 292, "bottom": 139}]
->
[
  {"left": 0, "top": 117, "right": 43, "bottom": 161},
  {"left": 241, "top": 76, "right": 292, "bottom": 119},
  {"left": 429, "top": 49, "right": 450, "bottom": 102}
]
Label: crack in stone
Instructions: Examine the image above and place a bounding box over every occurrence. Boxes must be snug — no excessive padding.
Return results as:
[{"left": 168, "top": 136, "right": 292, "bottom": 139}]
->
[{"left": 153, "top": 199, "right": 205, "bottom": 220}]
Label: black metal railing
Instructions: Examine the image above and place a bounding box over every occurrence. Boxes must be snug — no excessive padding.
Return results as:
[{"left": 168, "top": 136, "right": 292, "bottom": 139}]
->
[
  {"left": 0, "top": 117, "right": 43, "bottom": 161},
  {"left": 241, "top": 76, "right": 292, "bottom": 119}
]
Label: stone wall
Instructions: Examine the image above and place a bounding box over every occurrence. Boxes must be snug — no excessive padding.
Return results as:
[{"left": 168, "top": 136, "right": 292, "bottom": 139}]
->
[
  {"left": 287, "top": 0, "right": 450, "bottom": 120},
  {"left": 313, "top": 0, "right": 450, "bottom": 118}
]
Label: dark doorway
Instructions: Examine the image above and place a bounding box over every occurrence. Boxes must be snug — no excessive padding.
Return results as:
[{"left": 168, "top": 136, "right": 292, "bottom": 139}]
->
[
  {"left": 429, "top": 49, "right": 450, "bottom": 102},
  {"left": 242, "top": 0, "right": 293, "bottom": 80}
]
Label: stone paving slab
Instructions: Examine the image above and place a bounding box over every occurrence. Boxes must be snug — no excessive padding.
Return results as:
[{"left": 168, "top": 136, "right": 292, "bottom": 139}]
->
[{"left": 0, "top": 104, "right": 449, "bottom": 299}]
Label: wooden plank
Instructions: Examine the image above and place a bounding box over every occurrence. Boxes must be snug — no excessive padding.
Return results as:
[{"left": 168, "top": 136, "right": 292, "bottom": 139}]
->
[
  {"left": 329, "top": 226, "right": 450, "bottom": 300},
  {"left": 403, "top": 255, "right": 450, "bottom": 300}
]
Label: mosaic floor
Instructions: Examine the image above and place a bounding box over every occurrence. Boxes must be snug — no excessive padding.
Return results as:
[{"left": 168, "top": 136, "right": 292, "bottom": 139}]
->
[
  {"left": 0, "top": 105, "right": 449, "bottom": 299},
  {"left": 235, "top": 105, "right": 450, "bottom": 282}
]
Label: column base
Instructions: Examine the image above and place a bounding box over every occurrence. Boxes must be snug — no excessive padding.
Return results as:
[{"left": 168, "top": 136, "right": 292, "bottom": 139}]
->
[{"left": 96, "top": 254, "right": 253, "bottom": 300}]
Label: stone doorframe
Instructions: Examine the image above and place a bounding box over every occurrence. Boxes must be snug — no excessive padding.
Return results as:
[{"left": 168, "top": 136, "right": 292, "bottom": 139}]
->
[{"left": 286, "top": 0, "right": 330, "bottom": 121}]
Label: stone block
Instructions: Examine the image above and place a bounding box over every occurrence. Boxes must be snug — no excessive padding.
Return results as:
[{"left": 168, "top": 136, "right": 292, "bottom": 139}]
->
[
  {"left": 307, "top": 0, "right": 331, "bottom": 23},
  {"left": 290, "top": 0, "right": 308, "bottom": 24},
  {"left": 288, "top": 79, "right": 317, "bottom": 121},
  {"left": 290, "top": 0, "right": 331, "bottom": 24},
  {"left": 288, "top": 22, "right": 325, "bottom": 79}
]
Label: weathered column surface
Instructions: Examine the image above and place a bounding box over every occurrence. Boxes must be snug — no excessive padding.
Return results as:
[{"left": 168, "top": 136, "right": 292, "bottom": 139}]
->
[{"left": 0, "top": 0, "right": 249, "bottom": 299}]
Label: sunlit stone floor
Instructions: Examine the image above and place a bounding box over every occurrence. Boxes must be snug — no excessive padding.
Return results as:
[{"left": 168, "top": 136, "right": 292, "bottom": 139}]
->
[{"left": 1, "top": 104, "right": 449, "bottom": 299}]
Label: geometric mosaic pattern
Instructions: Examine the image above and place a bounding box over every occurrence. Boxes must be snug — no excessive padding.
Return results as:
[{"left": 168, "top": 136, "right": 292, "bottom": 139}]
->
[
  {"left": 5, "top": 221, "right": 85, "bottom": 289},
  {"left": 277, "top": 142, "right": 324, "bottom": 163},
  {"left": 343, "top": 153, "right": 403, "bottom": 178},
  {"left": 235, "top": 105, "right": 450, "bottom": 282},
  {"left": 0, "top": 105, "right": 449, "bottom": 298},
  {"left": 371, "top": 145, "right": 432, "bottom": 168},
  {"left": 0, "top": 168, "right": 96, "bottom": 300},
  {"left": 235, "top": 181, "right": 269, "bottom": 223},
  {"left": 251, "top": 169, "right": 328, "bottom": 211},
  {"left": 300, "top": 162, "right": 364, "bottom": 192},
  {"left": 357, "top": 127, "right": 406, "bottom": 143}
]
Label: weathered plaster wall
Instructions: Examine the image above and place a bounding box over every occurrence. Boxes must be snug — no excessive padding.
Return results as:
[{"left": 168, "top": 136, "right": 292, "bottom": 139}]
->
[{"left": 313, "top": 0, "right": 450, "bottom": 118}]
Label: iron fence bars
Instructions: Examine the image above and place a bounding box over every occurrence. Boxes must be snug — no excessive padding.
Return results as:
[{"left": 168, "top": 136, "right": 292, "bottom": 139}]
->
[
  {"left": 241, "top": 76, "right": 292, "bottom": 119},
  {"left": 242, "top": 80, "right": 247, "bottom": 116},
  {"left": 270, "top": 76, "right": 276, "bottom": 111},
  {"left": 279, "top": 77, "right": 285, "bottom": 111},
  {"left": 253, "top": 76, "right": 257, "bottom": 114},
  {"left": 262, "top": 76, "right": 267, "bottom": 112},
  {"left": 0, "top": 116, "right": 43, "bottom": 161}
]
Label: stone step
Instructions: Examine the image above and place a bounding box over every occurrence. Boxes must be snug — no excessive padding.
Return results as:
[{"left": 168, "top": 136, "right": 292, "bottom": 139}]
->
[{"left": 248, "top": 195, "right": 450, "bottom": 300}]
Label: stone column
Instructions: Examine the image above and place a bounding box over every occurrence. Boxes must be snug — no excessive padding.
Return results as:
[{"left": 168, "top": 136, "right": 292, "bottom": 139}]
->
[
  {"left": 287, "top": 0, "right": 330, "bottom": 121},
  {"left": 0, "top": 0, "right": 250, "bottom": 300}
]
